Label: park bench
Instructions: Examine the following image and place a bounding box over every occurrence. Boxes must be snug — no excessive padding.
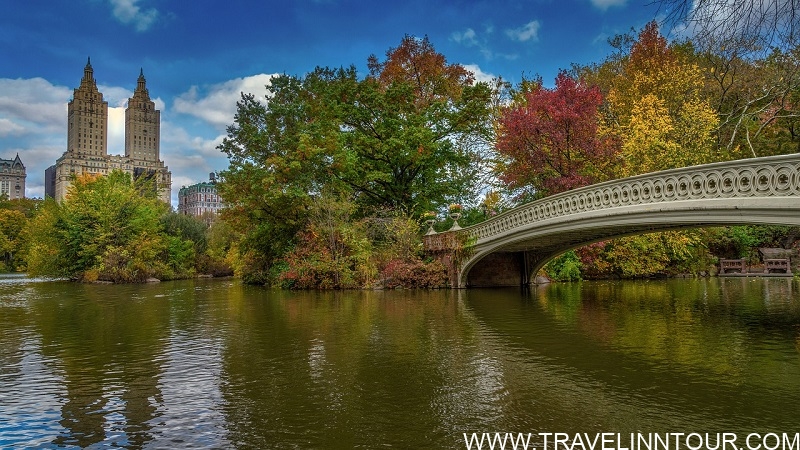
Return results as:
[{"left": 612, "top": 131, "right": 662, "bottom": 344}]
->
[
  {"left": 720, "top": 259, "right": 748, "bottom": 274},
  {"left": 764, "top": 258, "right": 791, "bottom": 274},
  {"left": 759, "top": 248, "right": 793, "bottom": 274}
]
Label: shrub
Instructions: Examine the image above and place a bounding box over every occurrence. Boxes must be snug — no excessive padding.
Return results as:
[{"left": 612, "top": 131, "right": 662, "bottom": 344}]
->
[
  {"left": 544, "top": 250, "right": 583, "bottom": 281},
  {"left": 380, "top": 258, "right": 449, "bottom": 289}
]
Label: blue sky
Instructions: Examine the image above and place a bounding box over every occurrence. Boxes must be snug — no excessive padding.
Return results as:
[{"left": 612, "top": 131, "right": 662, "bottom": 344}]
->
[{"left": 0, "top": 0, "right": 671, "bottom": 206}]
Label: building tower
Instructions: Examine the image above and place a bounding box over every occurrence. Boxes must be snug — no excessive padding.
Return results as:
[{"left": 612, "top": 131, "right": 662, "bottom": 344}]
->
[
  {"left": 67, "top": 57, "right": 108, "bottom": 157},
  {"left": 125, "top": 69, "right": 160, "bottom": 162},
  {"left": 53, "top": 59, "right": 172, "bottom": 204}
]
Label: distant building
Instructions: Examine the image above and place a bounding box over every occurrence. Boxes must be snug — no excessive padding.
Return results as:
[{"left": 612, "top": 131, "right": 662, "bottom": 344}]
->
[
  {"left": 52, "top": 58, "right": 171, "bottom": 203},
  {"left": 44, "top": 164, "right": 56, "bottom": 198},
  {"left": 0, "top": 154, "right": 26, "bottom": 200},
  {"left": 178, "top": 173, "right": 224, "bottom": 220}
]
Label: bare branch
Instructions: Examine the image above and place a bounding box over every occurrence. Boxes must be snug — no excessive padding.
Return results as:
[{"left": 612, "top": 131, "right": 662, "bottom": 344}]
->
[{"left": 657, "top": 0, "right": 800, "bottom": 55}]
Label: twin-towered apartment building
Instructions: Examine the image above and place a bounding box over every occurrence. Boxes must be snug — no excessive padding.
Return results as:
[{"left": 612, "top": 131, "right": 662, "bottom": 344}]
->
[
  {"left": 41, "top": 59, "right": 223, "bottom": 217},
  {"left": 44, "top": 58, "right": 172, "bottom": 204}
]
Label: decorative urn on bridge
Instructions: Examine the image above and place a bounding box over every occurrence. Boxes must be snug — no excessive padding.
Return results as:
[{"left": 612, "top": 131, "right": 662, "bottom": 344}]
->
[
  {"left": 448, "top": 204, "right": 463, "bottom": 231},
  {"left": 423, "top": 211, "right": 438, "bottom": 235}
]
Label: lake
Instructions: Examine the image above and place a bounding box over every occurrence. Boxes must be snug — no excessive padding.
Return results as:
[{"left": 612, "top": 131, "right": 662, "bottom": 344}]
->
[{"left": 1, "top": 275, "right": 799, "bottom": 449}]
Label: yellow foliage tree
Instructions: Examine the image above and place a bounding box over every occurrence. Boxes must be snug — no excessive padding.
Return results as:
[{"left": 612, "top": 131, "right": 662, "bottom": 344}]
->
[
  {"left": 605, "top": 21, "right": 722, "bottom": 177},
  {"left": 575, "top": 22, "right": 721, "bottom": 277}
]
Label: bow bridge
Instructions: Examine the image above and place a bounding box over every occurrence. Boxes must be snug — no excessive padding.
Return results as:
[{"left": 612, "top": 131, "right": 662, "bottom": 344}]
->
[{"left": 423, "top": 153, "right": 800, "bottom": 288}]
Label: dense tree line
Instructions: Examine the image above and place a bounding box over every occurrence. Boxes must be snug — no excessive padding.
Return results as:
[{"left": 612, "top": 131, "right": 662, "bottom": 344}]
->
[
  {"left": 11, "top": 29, "right": 800, "bottom": 285},
  {"left": 15, "top": 172, "right": 233, "bottom": 282},
  {"left": 216, "top": 30, "right": 800, "bottom": 285},
  {"left": 503, "top": 22, "right": 800, "bottom": 280}
]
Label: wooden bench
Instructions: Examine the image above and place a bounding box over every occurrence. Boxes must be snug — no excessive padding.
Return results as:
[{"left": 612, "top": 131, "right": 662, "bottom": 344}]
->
[
  {"left": 764, "top": 258, "right": 791, "bottom": 274},
  {"left": 720, "top": 259, "right": 748, "bottom": 274}
]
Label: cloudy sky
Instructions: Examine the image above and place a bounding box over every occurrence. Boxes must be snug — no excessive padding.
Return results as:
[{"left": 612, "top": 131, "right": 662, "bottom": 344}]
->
[{"left": 0, "top": 0, "right": 672, "bottom": 206}]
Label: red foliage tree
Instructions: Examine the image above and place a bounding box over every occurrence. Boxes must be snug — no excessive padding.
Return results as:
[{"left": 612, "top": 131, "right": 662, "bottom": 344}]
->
[{"left": 496, "top": 72, "right": 620, "bottom": 198}]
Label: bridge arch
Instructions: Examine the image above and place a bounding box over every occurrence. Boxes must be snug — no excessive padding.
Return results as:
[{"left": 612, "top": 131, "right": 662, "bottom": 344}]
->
[{"left": 424, "top": 154, "right": 800, "bottom": 288}]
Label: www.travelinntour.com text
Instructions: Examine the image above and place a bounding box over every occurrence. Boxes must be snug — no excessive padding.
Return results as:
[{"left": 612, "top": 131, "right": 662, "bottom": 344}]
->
[{"left": 463, "top": 432, "right": 800, "bottom": 450}]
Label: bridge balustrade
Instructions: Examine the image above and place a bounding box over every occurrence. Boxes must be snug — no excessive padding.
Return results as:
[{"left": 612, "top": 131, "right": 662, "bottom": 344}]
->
[{"left": 435, "top": 154, "right": 800, "bottom": 246}]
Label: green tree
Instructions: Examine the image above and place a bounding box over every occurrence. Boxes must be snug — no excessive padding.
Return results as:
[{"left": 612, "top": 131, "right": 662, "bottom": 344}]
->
[
  {"left": 218, "top": 73, "right": 339, "bottom": 283},
  {"left": 25, "top": 171, "right": 186, "bottom": 282},
  {"left": 218, "top": 36, "right": 495, "bottom": 284},
  {"left": 544, "top": 250, "right": 583, "bottom": 281},
  {"left": 161, "top": 212, "right": 208, "bottom": 255},
  {"left": 341, "top": 35, "right": 494, "bottom": 214},
  {"left": 0, "top": 209, "right": 26, "bottom": 271}
]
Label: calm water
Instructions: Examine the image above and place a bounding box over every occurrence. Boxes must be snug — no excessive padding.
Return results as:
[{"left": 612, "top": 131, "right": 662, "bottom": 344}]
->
[{"left": 1, "top": 274, "right": 799, "bottom": 449}]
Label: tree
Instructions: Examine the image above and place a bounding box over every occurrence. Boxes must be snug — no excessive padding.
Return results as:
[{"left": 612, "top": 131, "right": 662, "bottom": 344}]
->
[
  {"left": 0, "top": 209, "right": 26, "bottom": 271},
  {"left": 336, "top": 35, "right": 494, "bottom": 214},
  {"left": 495, "top": 71, "right": 620, "bottom": 198},
  {"left": 218, "top": 36, "right": 495, "bottom": 285},
  {"left": 568, "top": 22, "right": 722, "bottom": 278},
  {"left": 604, "top": 21, "right": 721, "bottom": 175},
  {"left": 25, "top": 171, "right": 188, "bottom": 282},
  {"left": 700, "top": 45, "right": 800, "bottom": 157},
  {"left": 279, "top": 192, "right": 375, "bottom": 289},
  {"left": 218, "top": 73, "right": 339, "bottom": 283}
]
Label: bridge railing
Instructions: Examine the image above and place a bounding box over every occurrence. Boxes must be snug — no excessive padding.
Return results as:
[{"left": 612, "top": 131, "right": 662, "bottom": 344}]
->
[{"left": 427, "top": 153, "right": 800, "bottom": 247}]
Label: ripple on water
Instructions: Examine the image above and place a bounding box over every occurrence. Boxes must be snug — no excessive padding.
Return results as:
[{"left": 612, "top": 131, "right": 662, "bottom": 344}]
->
[
  {"left": 0, "top": 334, "right": 69, "bottom": 448},
  {"left": 3, "top": 279, "right": 800, "bottom": 447}
]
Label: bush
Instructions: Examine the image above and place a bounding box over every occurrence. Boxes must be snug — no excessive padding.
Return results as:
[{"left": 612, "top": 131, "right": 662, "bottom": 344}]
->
[
  {"left": 380, "top": 258, "right": 449, "bottom": 289},
  {"left": 278, "top": 193, "right": 375, "bottom": 289},
  {"left": 544, "top": 250, "right": 582, "bottom": 281},
  {"left": 25, "top": 171, "right": 176, "bottom": 282}
]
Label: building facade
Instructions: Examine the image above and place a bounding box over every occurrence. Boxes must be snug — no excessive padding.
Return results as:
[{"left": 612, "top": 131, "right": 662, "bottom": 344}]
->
[
  {"left": 178, "top": 173, "right": 224, "bottom": 220},
  {"left": 52, "top": 58, "right": 171, "bottom": 204},
  {"left": 0, "top": 154, "right": 26, "bottom": 200},
  {"left": 44, "top": 164, "right": 56, "bottom": 198}
]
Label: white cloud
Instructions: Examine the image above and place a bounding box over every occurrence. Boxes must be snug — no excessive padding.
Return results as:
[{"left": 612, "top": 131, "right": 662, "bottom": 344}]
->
[
  {"left": 452, "top": 28, "right": 479, "bottom": 46},
  {"left": 109, "top": 0, "right": 159, "bottom": 32},
  {"left": 590, "top": 0, "right": 627, "bottom": 10},
  {"left": 162, "top": 122, "right": 226, "bottom": 159},
  {"left": 98, "top": 85, "right": 133, "bottom": 107},
  {"left": 0, "top": 78, "right": 70, "bottom": 133},
  {"left": 506, "top": 20, "right": 541, "bottom": 43},
  {"left": 172, "top": 174, "right": 202, "bottom": 190},
  {"left": 0, "top": 119, "right": 25, "bottom": 137},
  {"left": 451, "top": 26, "right": 501, "bottom": 60},
  {"left": 108, "top": 106, "right": 126, "bottom": 154},
  {"left": 173, "top": 74, "right": 277, "bottom": 131},
  {"left": 463, "top": 64, "right": 496, "bottom": 84}
]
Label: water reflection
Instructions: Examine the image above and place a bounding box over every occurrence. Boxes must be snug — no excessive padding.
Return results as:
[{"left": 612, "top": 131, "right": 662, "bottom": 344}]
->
[{"left": 1, "top": 277, "right": 799, "bottom": 448}]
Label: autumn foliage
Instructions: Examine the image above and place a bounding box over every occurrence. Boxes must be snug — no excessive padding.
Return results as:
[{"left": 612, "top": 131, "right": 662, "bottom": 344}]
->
[
  {"left": 496, "top": 72, "right": 620, "bottom": 197},
  {"left": 367, "top": 35, "right": 474, "bottom": 108}
]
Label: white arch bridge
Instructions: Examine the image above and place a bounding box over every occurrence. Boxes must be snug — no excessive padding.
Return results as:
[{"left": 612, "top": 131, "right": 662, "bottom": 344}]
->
[{"left": 423, "top": 153, "right": 800, "bottom": 288}]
